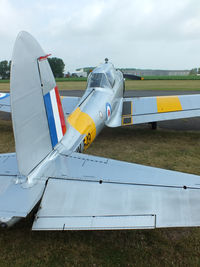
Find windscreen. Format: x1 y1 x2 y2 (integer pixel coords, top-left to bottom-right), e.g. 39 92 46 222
87 73 111 88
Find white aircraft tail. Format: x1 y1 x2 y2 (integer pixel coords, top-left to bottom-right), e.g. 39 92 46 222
10 31 66 176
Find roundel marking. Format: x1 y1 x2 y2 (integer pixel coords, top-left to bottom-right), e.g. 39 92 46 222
106 103 112 120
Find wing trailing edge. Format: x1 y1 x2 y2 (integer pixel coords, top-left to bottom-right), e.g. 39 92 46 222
33 152 200 230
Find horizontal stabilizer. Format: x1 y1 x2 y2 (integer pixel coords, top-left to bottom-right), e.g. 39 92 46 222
32 152 200 230
0 153 18 175
0 153 45 227
61 96 80 115
0 93 80 117
33 177 200 230
0 93 10 113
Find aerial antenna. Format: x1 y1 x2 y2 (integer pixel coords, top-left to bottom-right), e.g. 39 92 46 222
105 58 108 64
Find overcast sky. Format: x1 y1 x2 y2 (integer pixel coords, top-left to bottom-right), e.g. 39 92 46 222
1 0 200 71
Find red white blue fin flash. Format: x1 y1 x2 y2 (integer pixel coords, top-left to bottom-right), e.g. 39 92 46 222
43 86 66 147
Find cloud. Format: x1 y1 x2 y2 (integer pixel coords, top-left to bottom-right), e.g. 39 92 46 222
0 0 200 70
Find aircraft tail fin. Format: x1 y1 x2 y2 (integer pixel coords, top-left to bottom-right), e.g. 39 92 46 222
10 31 66 176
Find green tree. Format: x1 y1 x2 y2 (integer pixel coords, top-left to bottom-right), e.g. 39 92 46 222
48 57 65 78
0 60 11 79
189 68 198 75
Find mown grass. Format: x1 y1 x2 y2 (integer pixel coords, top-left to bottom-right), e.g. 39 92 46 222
88 126 200 175
0 120 200 266
0 81 87 92
2 75 199 84
1 79 200 92
0 80 9 83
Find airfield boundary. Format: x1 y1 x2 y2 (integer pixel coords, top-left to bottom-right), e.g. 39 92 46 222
1 75 200 85
1 80 200 92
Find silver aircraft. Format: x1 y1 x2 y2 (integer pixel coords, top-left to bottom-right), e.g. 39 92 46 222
1 31 200 230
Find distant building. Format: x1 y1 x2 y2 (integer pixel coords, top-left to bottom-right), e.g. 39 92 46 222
71 68 87 78
122 69 190 76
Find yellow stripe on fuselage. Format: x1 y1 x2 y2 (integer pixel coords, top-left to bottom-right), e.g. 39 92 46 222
67 107 96 150
157 96 182 113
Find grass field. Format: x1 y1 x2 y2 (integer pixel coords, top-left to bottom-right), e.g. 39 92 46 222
1 79 200 92
0 121 200 266
125 80 200 90
1 75 200 84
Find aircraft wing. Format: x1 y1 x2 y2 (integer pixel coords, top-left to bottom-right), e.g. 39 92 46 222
0 92 80 116
0 93 11 113
61 96 80 115
32 151 200 230
106 94 200 127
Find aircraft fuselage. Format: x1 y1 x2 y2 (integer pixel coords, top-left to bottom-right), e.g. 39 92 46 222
61 62 124 152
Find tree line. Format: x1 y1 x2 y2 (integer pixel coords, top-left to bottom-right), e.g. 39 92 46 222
189 68 200 75
0 57 65 79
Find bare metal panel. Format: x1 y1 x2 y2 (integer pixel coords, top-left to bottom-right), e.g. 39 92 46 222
33 152 200 230
33 215 155 230
33 179 156 230
33 178 200 230
0 105 11 113
44 152 200 189
61 96 80 115
0 176 45 218
0 153 18 175
10 31 52 176
0 153 45 221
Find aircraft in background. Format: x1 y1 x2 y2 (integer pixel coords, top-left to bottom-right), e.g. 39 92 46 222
122 72 144 80
1 31 200 230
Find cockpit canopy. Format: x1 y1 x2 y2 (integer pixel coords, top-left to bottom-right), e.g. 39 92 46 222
87 73 110 88
87 63 116 89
